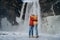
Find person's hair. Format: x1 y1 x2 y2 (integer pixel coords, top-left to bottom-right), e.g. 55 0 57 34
32 14 35 16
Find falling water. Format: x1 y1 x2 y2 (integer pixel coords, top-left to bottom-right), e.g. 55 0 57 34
22 0 37 2
0 0 42 33
20 3 25 20
22 0 42 34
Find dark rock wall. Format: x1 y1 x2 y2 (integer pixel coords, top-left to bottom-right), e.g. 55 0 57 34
0 0 23 27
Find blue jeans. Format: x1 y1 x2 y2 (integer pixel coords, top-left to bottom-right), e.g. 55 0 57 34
29 25 38 36
35 25 38 36
29 26 34 36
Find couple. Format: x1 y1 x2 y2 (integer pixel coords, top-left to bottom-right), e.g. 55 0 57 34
29 14 39 38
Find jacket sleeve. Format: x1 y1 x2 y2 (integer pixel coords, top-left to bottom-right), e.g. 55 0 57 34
33 17 38 21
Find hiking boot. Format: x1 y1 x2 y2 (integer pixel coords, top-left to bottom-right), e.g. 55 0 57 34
29 35 32 38
36 35 39 38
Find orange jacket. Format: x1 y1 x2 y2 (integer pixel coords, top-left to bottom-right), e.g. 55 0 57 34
29 16 38 26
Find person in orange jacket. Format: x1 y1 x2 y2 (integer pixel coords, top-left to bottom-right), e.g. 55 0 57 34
29 14 38 38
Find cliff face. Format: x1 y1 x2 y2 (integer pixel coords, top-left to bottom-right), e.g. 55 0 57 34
39 0 60 17
53 2 60 15
0 0 23 26
0 0 60 16
0 0 60 15
39 0 57 13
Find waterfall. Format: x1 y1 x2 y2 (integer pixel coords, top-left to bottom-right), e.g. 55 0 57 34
23 0 42 33
20 3 25 20
22 0 37 2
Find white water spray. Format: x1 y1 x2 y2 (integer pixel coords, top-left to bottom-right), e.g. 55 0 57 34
20 3 25 20
22 0 42 33
22 0 37 2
